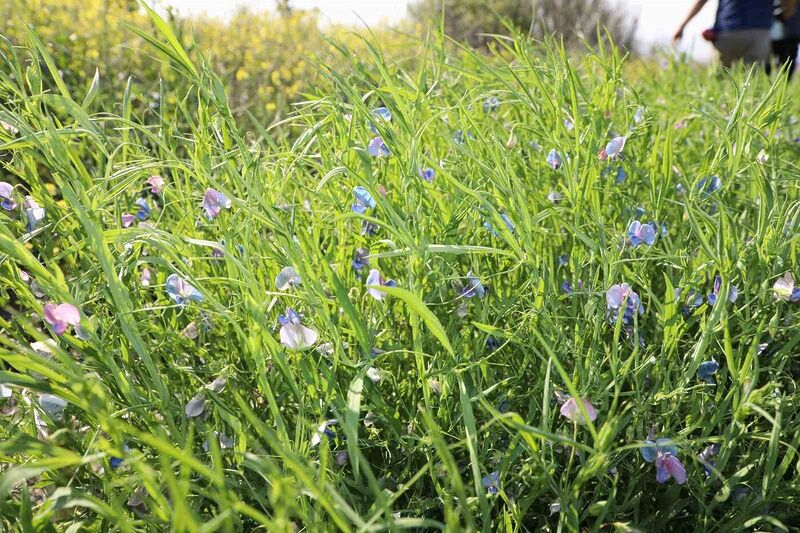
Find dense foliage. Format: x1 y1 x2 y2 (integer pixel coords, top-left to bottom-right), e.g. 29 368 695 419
2 6 800 532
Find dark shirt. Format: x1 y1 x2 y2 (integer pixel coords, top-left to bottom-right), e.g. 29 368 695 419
714 0 773 31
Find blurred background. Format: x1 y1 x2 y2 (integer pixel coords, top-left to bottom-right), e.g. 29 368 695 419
0 0 719 130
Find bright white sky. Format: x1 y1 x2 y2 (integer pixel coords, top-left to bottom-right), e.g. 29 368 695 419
160 0 718 61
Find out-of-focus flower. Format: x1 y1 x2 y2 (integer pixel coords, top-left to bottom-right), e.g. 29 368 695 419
481 471 500 494
311 419 337 447
202 188 231 220
278 307 318 350
185 394 205 418
546 149 562 170
418 167 435 183
460 271 486 299
141 268 152 287
773 272 800 302
121 213 135 228
559 397 598 424
698 176 722 196
135 198 151 221
367 137 390 157
146 175 164 194
42 303 81 336
697 359 719 382
633 107 645 124
353 248 370 272
275 266 301 290
0 182 17 210
352 186 376 214
23 196 45 231
365 269 397 301
483 96 500 113
165 274 203 306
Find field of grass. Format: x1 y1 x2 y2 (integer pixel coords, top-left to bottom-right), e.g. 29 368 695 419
2 7 800 531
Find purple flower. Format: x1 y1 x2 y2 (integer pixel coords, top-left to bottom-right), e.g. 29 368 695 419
598 136 626 161
707 275 738 305
418 167 435 183
698 443 721 476
562 281 573 294
367 137 390 157
628 220 657 247
560 397 598 423
135 198 151 221
121 213 136 228
278 307 318 350
202 188 231 220
461 271 485 298
483 96 500 113
698 176 722 196
165 274 203 306
146 175 164 194
361 220 378 236
366 269 397 301
546 149 562 170
43 303 81 336
606 283 643 324
353 248 370 272
481 471 500 494
0 182 17 210
352 186 376 214
773 272 800 302
23 196 45 231
640 437 686 485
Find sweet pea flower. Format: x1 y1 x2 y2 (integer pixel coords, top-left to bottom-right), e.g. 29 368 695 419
39 394 67 417
698 443 721 476
121 213 136 228
185 394 205 418
773 272 800 302
352 186 376 214
461 271 485 299
452 130 475 145
559 397 598 424
546 149 562 169
353 248 370 272
547 191 563 203
698 176 722 196
707 275 738 305
23 196 45 231
135 198 151 221
640 437 686 485
275 266 301 290
146 175 164 194
369 107 392 133
109 443 131 469
606 283 643 324
165 274 203 306
141 267 152 287
278 307 318 350
615 167 627 184
366 269 397 301
418 167 435 183
202 188 231 219
483 96 500 113
481 471 500 494
598 136 626 160
633 107 645 124
0 182 17 210
43 303 81 336
697 359 719 382
628 220 657 247
367 137 390 157
310 419 337 447
564 118 574 131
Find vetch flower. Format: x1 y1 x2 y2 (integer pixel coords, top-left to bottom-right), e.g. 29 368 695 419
483 96 500 113
697 359 719 382
598 136 626 161
461 271 485 299
698 443 721 476
23 196 45 231
707 275 738 305
141 268 152 287
365 269 397 301
773 272 800 302
501 213 515 233
481 471 500 494
418 166 435 183
353 248 370 272
146 175 164 194
615 167 627 184
134 198 151 221
39 394 67 417
367 137 390 157
640 437 686 485
606 283 643 324
202 188 231 220
564 118 574 131
278 307 318 350
165 274 203 306
628 220 657 247
546 149 562 170
311 419 337 447
366 366 384 383
698 176 722 196
122 213 136 228
452 130 474 145
109 443 130 469
369 107 392 133
352 186 376 214
547 191 563 203
0 182 17 210
185 394 205 418
275 266 301 290
42 303 81 336
633 107 645 124
559 397 598 424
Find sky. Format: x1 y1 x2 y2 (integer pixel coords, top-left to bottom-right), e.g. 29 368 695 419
161 0 718 61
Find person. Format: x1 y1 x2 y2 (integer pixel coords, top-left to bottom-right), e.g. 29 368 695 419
772 0 800 78
674 0 796 68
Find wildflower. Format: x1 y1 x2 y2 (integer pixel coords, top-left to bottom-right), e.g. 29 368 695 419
501 213 515 233
685 288 705 308
365 269 397 301
275 266 301 290
109 443 131 469
165 274 203 306
353 248 370 272
506 132 518 149
141 268 152 287
633 107 645 124
598 136 626 161
547 191 563 203
606 283 643 324
202 188 231 220
546 149 562 170
134 198 151 221
640 437 686 485
418 167 435 183
698 443 721 476
366 366 384 383
481 471 500 494
452 130 474 145
0 384 10 399
773 272 800 302
203 432 234 451
628 220 657 247
707 275 738 305
698 176 722 196
0 182 17 210
697 359 719 382
361 220 379 236
756 150 768 164
278 307 318 350
121 213 135 227
181 322 199 339
311 419 336 447
461 271 485 299
23 196 45 231
42 303 80 336
352 186 376 214
562 281 573 294
369 107 392 133
0 120 18 134
39 394 67 417
185 394 205 418
486 336 500 352
146 175 164 194
367 137 390 157
558 254 568 267
549 502 561 515
559 397 598 424
206 376 226 393
564 118 574 131
615 167 627 184
483 96 500 113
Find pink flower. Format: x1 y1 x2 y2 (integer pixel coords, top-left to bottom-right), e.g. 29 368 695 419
42 303 81 336
559 397 598 424
121 213 136 228
146 175 164 194
202 188 231 220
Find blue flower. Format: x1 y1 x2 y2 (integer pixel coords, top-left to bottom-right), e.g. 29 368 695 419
501 213 515 233
562 281 573 294
697 359 719 382
352 186 376 214
640 437 686 485
366 269 397 301
109 443 130 470
369 107 392 133
165 274 203 306
546 149 562 170
481 471 500 494
698 443 721 476
418 167 435 183
0 182 17 210
453 130 475 145
557 254 568 267
615 167 627 184
628 220 657 247
698 176 722 196
707 275 738 305
353 248 370 272
367 137 390 157
461 271 485 299
486 336 500 352
135 198 151 221
483 96 500 113
606 283 643 324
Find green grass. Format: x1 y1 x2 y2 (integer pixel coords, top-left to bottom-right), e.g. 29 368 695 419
1 9 800 531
